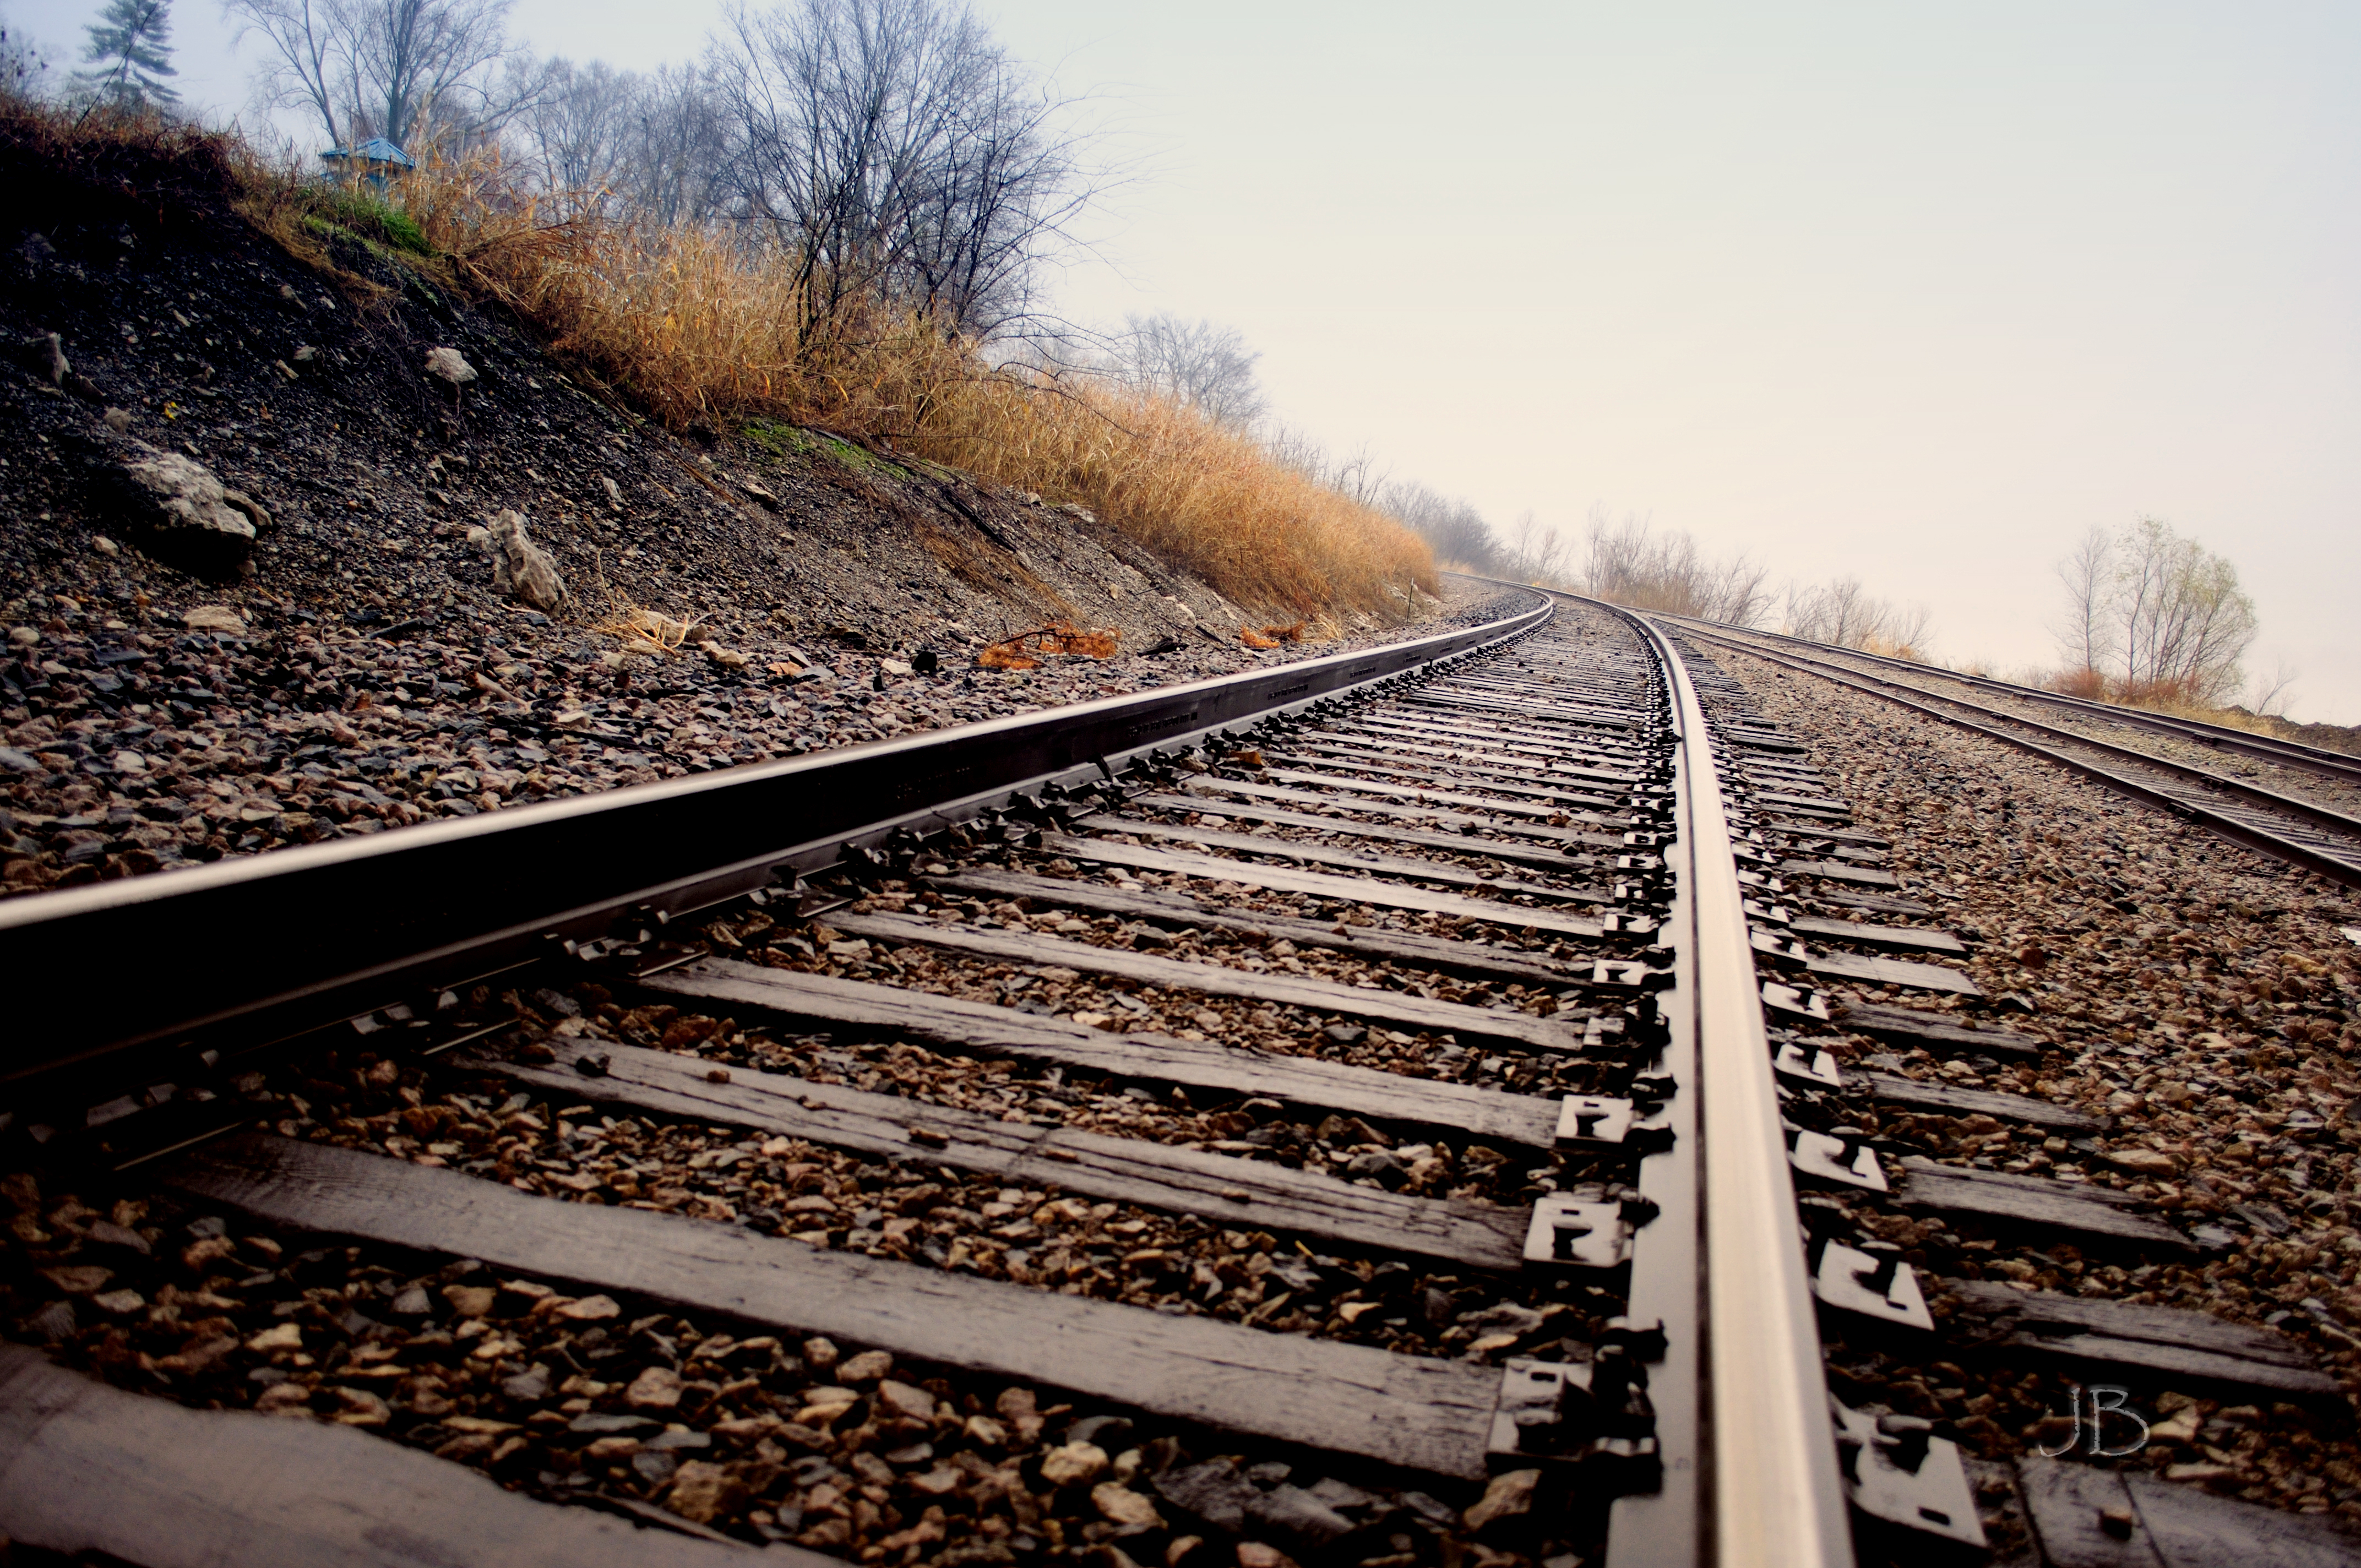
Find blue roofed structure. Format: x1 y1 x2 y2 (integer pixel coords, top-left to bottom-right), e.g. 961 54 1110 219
319 138 417 173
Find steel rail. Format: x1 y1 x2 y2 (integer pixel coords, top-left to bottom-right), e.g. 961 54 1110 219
1680 626 2361 890
1651 615 1852 1568
1444 578 1856 1568
1592 600 1854 1568
0 595 1551 1096
1662 614 2361 786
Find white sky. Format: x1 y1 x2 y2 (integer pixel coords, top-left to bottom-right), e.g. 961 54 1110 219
14 0 2358 722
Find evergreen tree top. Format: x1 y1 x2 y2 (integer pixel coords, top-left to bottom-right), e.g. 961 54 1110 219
72 0 179 108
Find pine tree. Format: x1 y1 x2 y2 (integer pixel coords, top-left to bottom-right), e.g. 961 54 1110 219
71 0 178 109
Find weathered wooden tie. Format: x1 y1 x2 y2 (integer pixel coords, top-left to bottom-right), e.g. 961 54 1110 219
0 1344 783 1565
164 1135 1502 1479
470 1038 1530 1272
1068 816 1611 908
1941 1281 2339 1402
1037 834 1624 943
638 961 1563 1147
926 869 1585 990
820 909 1593 1053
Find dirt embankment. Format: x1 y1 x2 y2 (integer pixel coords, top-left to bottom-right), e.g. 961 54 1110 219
0 128 1484 896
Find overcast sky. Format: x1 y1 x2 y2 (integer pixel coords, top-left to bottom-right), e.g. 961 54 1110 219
15 0 2357 721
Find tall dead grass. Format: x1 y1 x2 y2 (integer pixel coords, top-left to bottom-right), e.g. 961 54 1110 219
1856 631 1928 663
918 383 1433 615
2039 667 2288 734
388 152 1435 617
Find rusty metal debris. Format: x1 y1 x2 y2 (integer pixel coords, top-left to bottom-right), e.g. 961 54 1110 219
1241 622 1308 650
976 624 1122 671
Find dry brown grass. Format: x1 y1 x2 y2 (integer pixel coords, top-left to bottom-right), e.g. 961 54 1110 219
912 385 1435 618
1856 631 1927 662
592 601 705 656
389 151 1436 618
2048 666 2108 700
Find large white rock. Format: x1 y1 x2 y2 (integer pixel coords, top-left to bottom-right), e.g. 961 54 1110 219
107 440 268 578
425 346 477 386
181 605 248 636
487 509 568 614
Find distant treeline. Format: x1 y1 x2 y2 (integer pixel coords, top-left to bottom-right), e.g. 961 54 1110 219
1386 497 1933 656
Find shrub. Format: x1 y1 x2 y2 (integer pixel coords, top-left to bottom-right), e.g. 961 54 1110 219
305 186 434 255
2047 666 2107 700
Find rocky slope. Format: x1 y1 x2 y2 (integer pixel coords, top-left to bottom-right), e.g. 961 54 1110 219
0 129 1481 897
2227 710 2361 760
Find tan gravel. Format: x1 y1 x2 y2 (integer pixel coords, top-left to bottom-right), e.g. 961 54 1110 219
0 582 1527 901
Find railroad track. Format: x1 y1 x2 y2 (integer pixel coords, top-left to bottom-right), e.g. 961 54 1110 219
1 586 2355 1567
1658 618 2361 792
1666 621 2361 890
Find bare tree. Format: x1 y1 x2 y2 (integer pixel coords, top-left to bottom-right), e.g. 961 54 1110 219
1882 600 1933 653
1783 582 1824 640
2246 657 2299 718
705 0 1097 344
1503 511 1571 583
2112 516 2257 704
1580 510 1774 625
1711 556 1776 627
614 63 731 224
1259 422 1326 483
2 24 52 99
229 0 534 153
1109 313 1264 427
229 0 350 145
888 39 1094 337
2051 525 2117 675
1816 577 1881 646
363 0 534 146
1781 574 1928 652
514 55 638 195
1326 443 1387 508
1380 482 1497 569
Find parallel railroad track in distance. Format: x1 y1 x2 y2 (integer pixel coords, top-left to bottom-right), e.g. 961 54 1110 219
1669 622 2361 891
1662 617 2361 791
